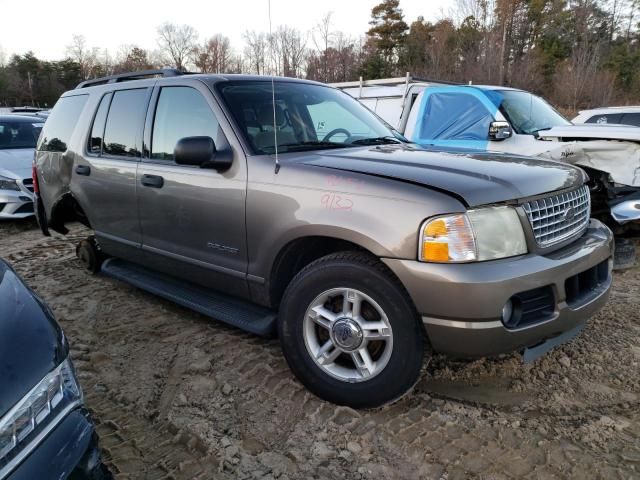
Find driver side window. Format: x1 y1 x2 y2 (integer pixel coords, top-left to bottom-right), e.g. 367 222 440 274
151 86 219 162
417 92 493 142
307 101 373 142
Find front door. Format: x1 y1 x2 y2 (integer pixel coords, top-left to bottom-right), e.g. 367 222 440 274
405 87 500 151
136 82 248 297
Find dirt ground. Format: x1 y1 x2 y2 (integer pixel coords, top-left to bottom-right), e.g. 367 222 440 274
1 218 639 480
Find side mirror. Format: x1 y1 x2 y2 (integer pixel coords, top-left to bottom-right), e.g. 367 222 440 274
489 121 512 141
174 136 232 170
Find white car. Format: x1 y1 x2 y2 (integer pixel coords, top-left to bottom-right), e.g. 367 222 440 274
572 106 640 127
0 115 44 219
332 77 640 229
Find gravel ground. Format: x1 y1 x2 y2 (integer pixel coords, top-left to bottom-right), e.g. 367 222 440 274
1 219 639 479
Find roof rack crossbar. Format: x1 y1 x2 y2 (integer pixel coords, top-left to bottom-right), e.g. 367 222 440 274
75 68 188 89
329 74 461 91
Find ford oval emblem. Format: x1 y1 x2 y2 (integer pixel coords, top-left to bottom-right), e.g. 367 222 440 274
563 207 576 222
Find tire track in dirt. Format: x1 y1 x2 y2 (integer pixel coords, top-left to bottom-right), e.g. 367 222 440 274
2 223 638 479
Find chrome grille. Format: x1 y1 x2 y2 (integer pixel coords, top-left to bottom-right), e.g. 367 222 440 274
522 186 590 247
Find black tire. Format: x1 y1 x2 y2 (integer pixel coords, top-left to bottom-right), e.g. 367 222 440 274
76 236 103 274
278 251 425 408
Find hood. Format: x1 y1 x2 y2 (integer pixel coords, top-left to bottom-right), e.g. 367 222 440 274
539 124 640 142
0 148 34 180
0 259 67 418
297 145 584 206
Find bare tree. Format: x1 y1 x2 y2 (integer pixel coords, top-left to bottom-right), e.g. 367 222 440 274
156 23 198 70
554 42 603 112
66 35 100 79
193 34 233 73
313 12 334 81
114 45 157 73
243 31 268 74
271 26 308 77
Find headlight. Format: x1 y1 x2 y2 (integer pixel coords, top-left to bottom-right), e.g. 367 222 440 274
0 358 82 462
0 176 20 191
420 206 527 262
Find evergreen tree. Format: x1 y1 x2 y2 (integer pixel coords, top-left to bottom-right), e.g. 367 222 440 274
366 0 408 75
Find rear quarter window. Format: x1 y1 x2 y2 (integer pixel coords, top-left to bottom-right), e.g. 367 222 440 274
37 95 88 152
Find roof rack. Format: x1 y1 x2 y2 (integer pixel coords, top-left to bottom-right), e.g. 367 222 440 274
75 68 189 89
330 73 461 89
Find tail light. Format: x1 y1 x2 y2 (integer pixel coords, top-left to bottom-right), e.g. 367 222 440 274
32 165 39 194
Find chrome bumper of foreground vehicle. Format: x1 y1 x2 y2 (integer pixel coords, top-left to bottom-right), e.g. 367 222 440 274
383 219 614 358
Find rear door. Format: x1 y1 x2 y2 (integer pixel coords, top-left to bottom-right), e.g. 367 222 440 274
74 87 151 258
136 80 248 297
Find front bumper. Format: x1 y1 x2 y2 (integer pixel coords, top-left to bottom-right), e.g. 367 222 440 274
384 219 614 358
0 190 34 219
5 408 106 480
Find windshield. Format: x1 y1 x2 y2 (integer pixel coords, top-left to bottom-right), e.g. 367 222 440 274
217 81 405 154
0 120 43 150
497 90 571 135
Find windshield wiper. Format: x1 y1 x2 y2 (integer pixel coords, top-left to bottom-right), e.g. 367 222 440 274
266 141 351 152
351 136 403 145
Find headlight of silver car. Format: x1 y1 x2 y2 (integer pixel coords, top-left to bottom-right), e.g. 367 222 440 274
0 176 20 191
0 357 82 463
419 206 527 263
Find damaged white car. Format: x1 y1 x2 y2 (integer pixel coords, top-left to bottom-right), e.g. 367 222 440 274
333 78 640 231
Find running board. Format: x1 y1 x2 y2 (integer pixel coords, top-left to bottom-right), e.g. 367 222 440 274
100 258 277 336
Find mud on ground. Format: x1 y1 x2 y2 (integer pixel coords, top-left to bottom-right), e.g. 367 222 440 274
1 219 639 479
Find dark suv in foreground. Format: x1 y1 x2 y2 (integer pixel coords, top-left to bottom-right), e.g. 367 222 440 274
0 259 108 479
34 70 613 408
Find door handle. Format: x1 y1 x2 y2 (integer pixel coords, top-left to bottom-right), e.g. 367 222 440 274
75 165 91 176
141 174 164 188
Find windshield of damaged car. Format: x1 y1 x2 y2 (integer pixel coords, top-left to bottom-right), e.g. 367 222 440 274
0 120 43 149
496 90 571 135
218 81 406 154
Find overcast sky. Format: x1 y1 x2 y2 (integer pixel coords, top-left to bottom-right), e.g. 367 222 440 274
0 0 454 61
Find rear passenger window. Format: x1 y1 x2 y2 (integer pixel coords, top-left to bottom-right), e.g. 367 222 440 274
37 95 88 152
88 93 112 154
103 89 148 157
151 87 219 161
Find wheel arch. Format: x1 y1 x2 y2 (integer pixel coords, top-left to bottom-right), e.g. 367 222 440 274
268 235 371 308
46 191 91 234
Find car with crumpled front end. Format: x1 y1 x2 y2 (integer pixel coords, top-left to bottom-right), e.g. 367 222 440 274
0 115 43 219
0 258 110 479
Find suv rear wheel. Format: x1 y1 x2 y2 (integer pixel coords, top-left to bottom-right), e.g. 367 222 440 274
278 252 425 408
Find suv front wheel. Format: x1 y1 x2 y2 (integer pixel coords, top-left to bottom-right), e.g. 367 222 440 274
278 252 425 408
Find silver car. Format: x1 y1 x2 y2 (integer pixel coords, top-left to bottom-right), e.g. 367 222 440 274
0 115 43 219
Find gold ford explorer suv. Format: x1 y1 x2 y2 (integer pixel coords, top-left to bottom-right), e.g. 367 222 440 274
33 70 614 408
